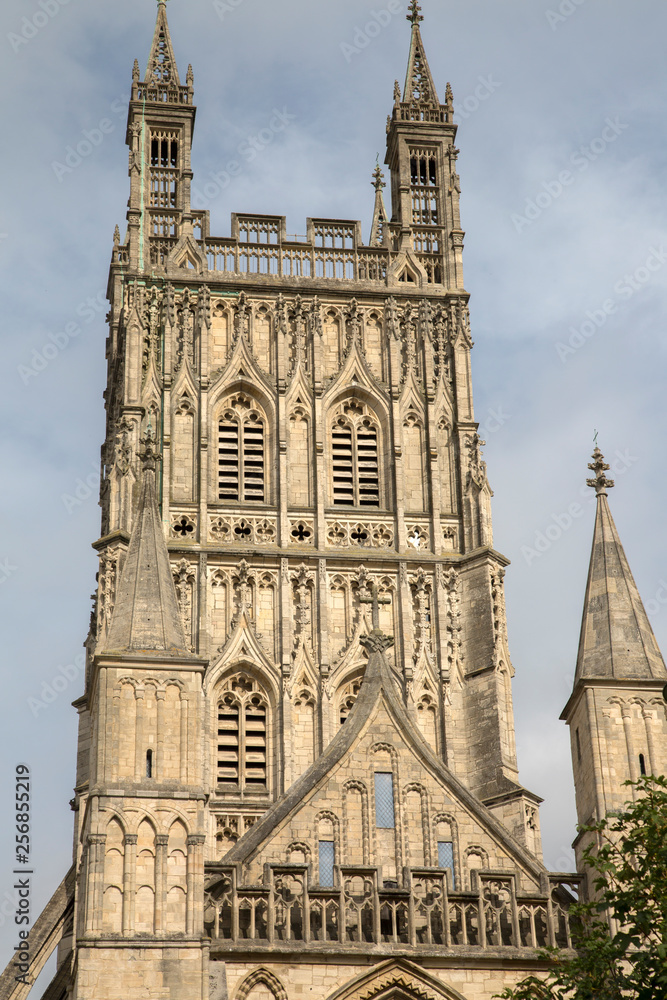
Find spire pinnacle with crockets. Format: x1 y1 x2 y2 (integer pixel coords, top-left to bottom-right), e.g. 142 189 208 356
586 446 615 496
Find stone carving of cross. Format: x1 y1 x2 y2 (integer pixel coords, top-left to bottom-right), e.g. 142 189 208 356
359 583 391 632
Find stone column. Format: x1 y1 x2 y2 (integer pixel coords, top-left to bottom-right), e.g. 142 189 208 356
123 834 138 935
154 834 169 934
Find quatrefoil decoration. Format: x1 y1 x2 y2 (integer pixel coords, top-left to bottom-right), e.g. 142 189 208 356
173 516 194 538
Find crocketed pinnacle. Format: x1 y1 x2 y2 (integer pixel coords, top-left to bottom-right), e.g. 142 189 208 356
403 2 439 105
369 164 389 246
145 0 180 87
574 448 666 683
103 432 188 655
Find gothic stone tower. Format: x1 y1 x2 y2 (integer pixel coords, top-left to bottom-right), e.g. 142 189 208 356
1 4 594 1000
562 449 667 873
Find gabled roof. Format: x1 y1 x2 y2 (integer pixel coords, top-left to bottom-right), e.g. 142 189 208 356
102 436 189 656
574 454 666 684
223 620 544 880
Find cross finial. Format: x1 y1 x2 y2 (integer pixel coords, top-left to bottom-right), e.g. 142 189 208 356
407 0 424 24
372 163 386 192
359 582 391 632
586 446 615 496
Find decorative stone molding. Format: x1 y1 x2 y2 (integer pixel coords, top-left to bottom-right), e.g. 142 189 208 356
325 517 394 549
209 513 278 545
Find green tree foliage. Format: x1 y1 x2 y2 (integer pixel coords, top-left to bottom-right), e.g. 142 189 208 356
497 775 667 1000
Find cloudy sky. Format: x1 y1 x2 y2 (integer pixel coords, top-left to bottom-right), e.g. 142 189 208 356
1 0 667 978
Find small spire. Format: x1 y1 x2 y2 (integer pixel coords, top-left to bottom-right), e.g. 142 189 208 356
407 0 424 24
113 224 120 246
586 446 615 497
445 82 454 115
402 1 439 105
369 163 389 246
144 0 180 88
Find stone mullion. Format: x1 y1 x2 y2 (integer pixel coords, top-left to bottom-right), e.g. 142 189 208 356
154 834 168 934
134 688 145 781
123 834 138 935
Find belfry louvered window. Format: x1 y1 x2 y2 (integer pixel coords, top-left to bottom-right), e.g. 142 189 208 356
149 132 178 209
217 676 268 792
410 150 439 226
332 415 380 507
218 409 265 502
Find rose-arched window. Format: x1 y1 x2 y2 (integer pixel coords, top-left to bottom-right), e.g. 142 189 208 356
216 673 269 792
218 395 265 503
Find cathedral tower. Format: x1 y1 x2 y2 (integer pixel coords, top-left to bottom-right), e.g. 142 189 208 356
0 5 592 1000
562 449 667 872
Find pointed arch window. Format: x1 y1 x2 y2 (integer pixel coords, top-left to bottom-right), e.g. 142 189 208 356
409 148 439 226
149 131 178 209
331 400 381 508
218 395 266 503
217 673 269 793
